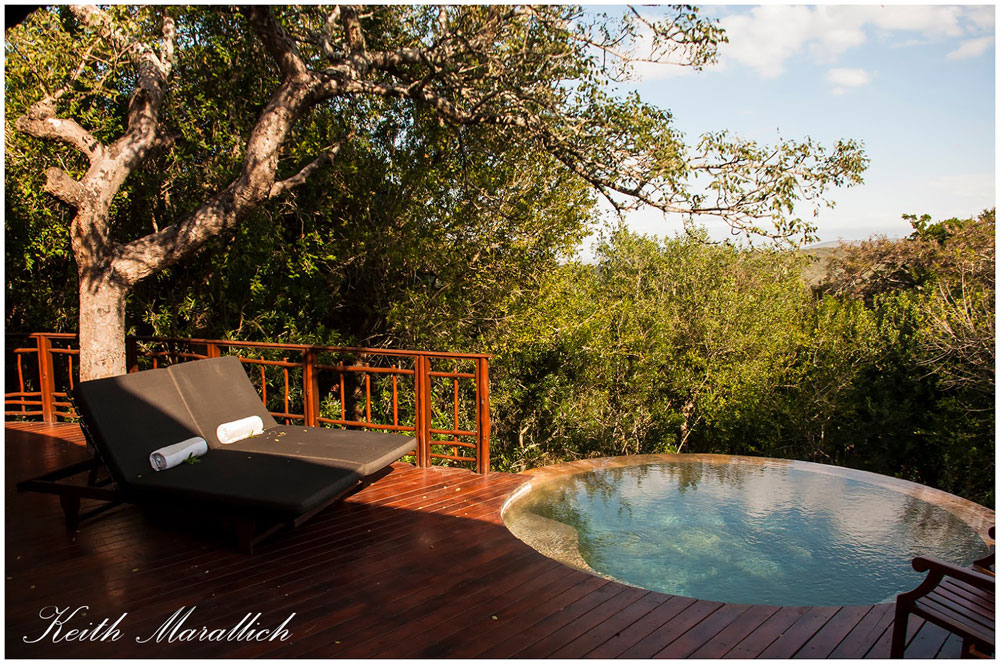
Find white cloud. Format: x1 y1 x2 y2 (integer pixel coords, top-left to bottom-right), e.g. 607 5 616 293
962 6 996 32
717 6 817 78
867 6 965 38
826 67 871 95
714 5 992 79
947 36 995 61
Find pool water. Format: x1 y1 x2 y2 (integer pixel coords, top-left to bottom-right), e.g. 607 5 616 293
503 458 990 606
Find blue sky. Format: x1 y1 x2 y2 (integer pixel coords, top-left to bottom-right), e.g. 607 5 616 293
598 4 996 245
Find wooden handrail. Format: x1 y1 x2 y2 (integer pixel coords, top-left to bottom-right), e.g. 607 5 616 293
5 332 491 473
130 335 492 359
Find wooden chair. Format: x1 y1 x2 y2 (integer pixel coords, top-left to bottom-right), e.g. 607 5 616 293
891 526 995 658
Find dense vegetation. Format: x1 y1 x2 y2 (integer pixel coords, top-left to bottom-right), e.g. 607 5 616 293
7 182 994 505
4 5 864 380
485 212 994 507
5 7 992 506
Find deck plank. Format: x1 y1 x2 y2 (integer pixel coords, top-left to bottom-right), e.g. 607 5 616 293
866 612 926 658
937 632 964 658
415 564 583 658
584 594 699 658
687 603 781 658
515 586 654 658
655 603 756 658
828 603 895 659
479 581 631 657
723 605 812 658
4 422 963 659
546 590 668 658
906 620 956 659
617 599 724 658
437 572 609 658
757 605 842 657
793 604 875 659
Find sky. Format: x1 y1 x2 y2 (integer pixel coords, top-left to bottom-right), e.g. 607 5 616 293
593 4 996 246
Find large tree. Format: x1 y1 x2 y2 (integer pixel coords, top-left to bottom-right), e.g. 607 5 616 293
7 5 866 379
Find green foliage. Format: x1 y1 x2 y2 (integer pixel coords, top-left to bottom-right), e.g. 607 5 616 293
484 215 993 507
6 6 596 345
5 5 867 343
129 109 594 346
485 230 812 467
5 7 987 506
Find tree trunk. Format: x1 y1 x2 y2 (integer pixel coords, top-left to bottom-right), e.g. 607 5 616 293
77 272 128 381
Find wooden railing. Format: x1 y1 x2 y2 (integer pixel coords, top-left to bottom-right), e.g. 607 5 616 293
5 332 490 473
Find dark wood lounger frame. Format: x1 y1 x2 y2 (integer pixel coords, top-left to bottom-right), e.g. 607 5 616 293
16 456 122 528
16 454 390 554
891 526 995 658
15 395 390 554
215 465 391 554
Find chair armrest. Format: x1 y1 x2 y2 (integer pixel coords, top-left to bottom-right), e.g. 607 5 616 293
897 555 995 606
912 556 995 593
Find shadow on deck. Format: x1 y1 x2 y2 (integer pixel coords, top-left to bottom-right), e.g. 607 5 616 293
4 423 962 658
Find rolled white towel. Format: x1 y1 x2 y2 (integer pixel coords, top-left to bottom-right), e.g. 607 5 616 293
149 437 208 472
216 415 264 444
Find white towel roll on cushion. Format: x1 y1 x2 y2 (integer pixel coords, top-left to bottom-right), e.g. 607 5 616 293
216 415 265 444
149 437 208 472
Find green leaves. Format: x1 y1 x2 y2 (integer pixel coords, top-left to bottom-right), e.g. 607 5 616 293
487 229 812 466
484 222 992 507
687 132 868 244
11 6 983 503
6 4 869 342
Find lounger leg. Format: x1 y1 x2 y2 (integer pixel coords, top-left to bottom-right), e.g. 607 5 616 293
890 603 909 658
233 518 257 555
60 493 81 530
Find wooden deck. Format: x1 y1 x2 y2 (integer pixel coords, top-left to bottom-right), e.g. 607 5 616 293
5 422 965 658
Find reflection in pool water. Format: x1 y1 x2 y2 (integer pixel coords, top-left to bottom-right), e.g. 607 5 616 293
503 460 989 606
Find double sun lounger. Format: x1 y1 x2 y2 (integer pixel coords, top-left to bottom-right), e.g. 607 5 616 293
19 356 415 553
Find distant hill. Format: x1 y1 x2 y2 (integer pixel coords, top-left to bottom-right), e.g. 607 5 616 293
798 237 904 287
799 241 851 287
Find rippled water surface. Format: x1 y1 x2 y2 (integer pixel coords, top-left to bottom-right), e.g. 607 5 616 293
504 460 989 606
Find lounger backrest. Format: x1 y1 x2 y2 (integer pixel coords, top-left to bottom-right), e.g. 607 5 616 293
167 355 278 448
73 368 201 484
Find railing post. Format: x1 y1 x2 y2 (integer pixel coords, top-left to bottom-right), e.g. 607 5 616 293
476 357 491 474
303 349 320 427
205 342 221 359
36 335 56 423
414 355 431 468
125 336 139 374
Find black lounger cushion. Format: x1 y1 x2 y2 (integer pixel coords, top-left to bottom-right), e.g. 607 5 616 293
166 355 278 447
169 356 415 475
129 450 361 517
73 367 201 484
72 361 365 526
226 425 416 476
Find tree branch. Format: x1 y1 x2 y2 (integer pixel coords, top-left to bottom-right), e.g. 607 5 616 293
269 142 346 199
112 72 320 285
243 6 308 78
14 100 106 161
43 167 85 207
339 6 367 55
110 13 176 162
